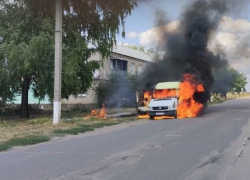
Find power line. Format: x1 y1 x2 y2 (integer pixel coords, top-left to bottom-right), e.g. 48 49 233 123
144 0 165 18
144 0 165 19
146 0 162 11
135 8 155 23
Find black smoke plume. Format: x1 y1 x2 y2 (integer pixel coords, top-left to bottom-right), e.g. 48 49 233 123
140 0 228 105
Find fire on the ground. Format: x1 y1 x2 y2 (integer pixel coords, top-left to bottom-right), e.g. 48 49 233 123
84 104 107 119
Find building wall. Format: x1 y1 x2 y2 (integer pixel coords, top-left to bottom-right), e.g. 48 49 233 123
62 87 96 105
62 80 100 105
99 52 151 79
63 52 152 105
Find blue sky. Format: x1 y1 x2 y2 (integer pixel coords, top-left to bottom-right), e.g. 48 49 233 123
117 0 187 45
117 0 250 91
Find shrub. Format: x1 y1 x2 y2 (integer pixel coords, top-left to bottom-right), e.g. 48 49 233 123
94 72 141 108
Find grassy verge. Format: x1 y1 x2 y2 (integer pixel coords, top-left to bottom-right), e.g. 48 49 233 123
53 122 119 135
0 112 137 152
226 92 250 99
0 135 50 152
208 99 227 105
209 93 250 105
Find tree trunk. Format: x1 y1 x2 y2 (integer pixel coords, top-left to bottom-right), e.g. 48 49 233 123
20 77 30 118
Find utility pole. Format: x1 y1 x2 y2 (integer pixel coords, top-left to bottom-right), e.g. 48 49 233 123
53 0 62 125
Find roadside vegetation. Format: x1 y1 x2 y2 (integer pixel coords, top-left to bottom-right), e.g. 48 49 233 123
0 105 137 152
208 67 248 105
94 71 141 108
209 92 250 105
212 67 247 98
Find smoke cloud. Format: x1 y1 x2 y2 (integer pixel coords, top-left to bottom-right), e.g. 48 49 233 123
140 0 230 105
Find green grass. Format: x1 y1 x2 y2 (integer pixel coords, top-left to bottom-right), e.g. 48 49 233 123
0 117 138 152
208 99 227 105
0 135 50 151
0 121 17 128
0 106 138 152
91 122 119 128
53 122 119 135
53 125 95 135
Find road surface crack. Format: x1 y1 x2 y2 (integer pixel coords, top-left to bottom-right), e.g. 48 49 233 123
82 166 109 176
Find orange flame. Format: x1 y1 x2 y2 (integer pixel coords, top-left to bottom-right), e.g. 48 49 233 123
154 116 175 120
177 74 204 118
197 84 204 92
138 115 175 120
143 91 152 106
84 104 107 119
138 114 150 119
153 89 177 99
138 91 152 119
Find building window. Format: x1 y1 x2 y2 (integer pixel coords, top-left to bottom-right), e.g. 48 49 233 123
111 58 128 72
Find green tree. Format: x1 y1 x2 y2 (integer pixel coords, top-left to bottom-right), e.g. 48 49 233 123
0 3 55 117
138 45 145 52
121 44 146 52
147 48 155 55
126 44 139 51
0 0 136 118
212 67 237 98
233 72 247 93
0 61 16 113
212 67 247 97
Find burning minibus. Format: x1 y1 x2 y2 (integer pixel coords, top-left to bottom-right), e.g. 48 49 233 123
137 74 205 119
137 81 180 119
148 82 179 119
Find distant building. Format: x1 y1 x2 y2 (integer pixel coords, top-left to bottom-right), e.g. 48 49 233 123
63 45 154 105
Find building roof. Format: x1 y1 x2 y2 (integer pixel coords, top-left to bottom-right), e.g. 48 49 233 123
112 45 153 63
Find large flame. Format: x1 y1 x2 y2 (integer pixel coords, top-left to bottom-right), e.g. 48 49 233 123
138 89 178 119
84 104 107 119
137 91 152 119
153 89 177 99
177 74 204 118
143 91 152 106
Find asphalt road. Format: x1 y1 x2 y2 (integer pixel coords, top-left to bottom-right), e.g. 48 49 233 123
1 98 250 180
